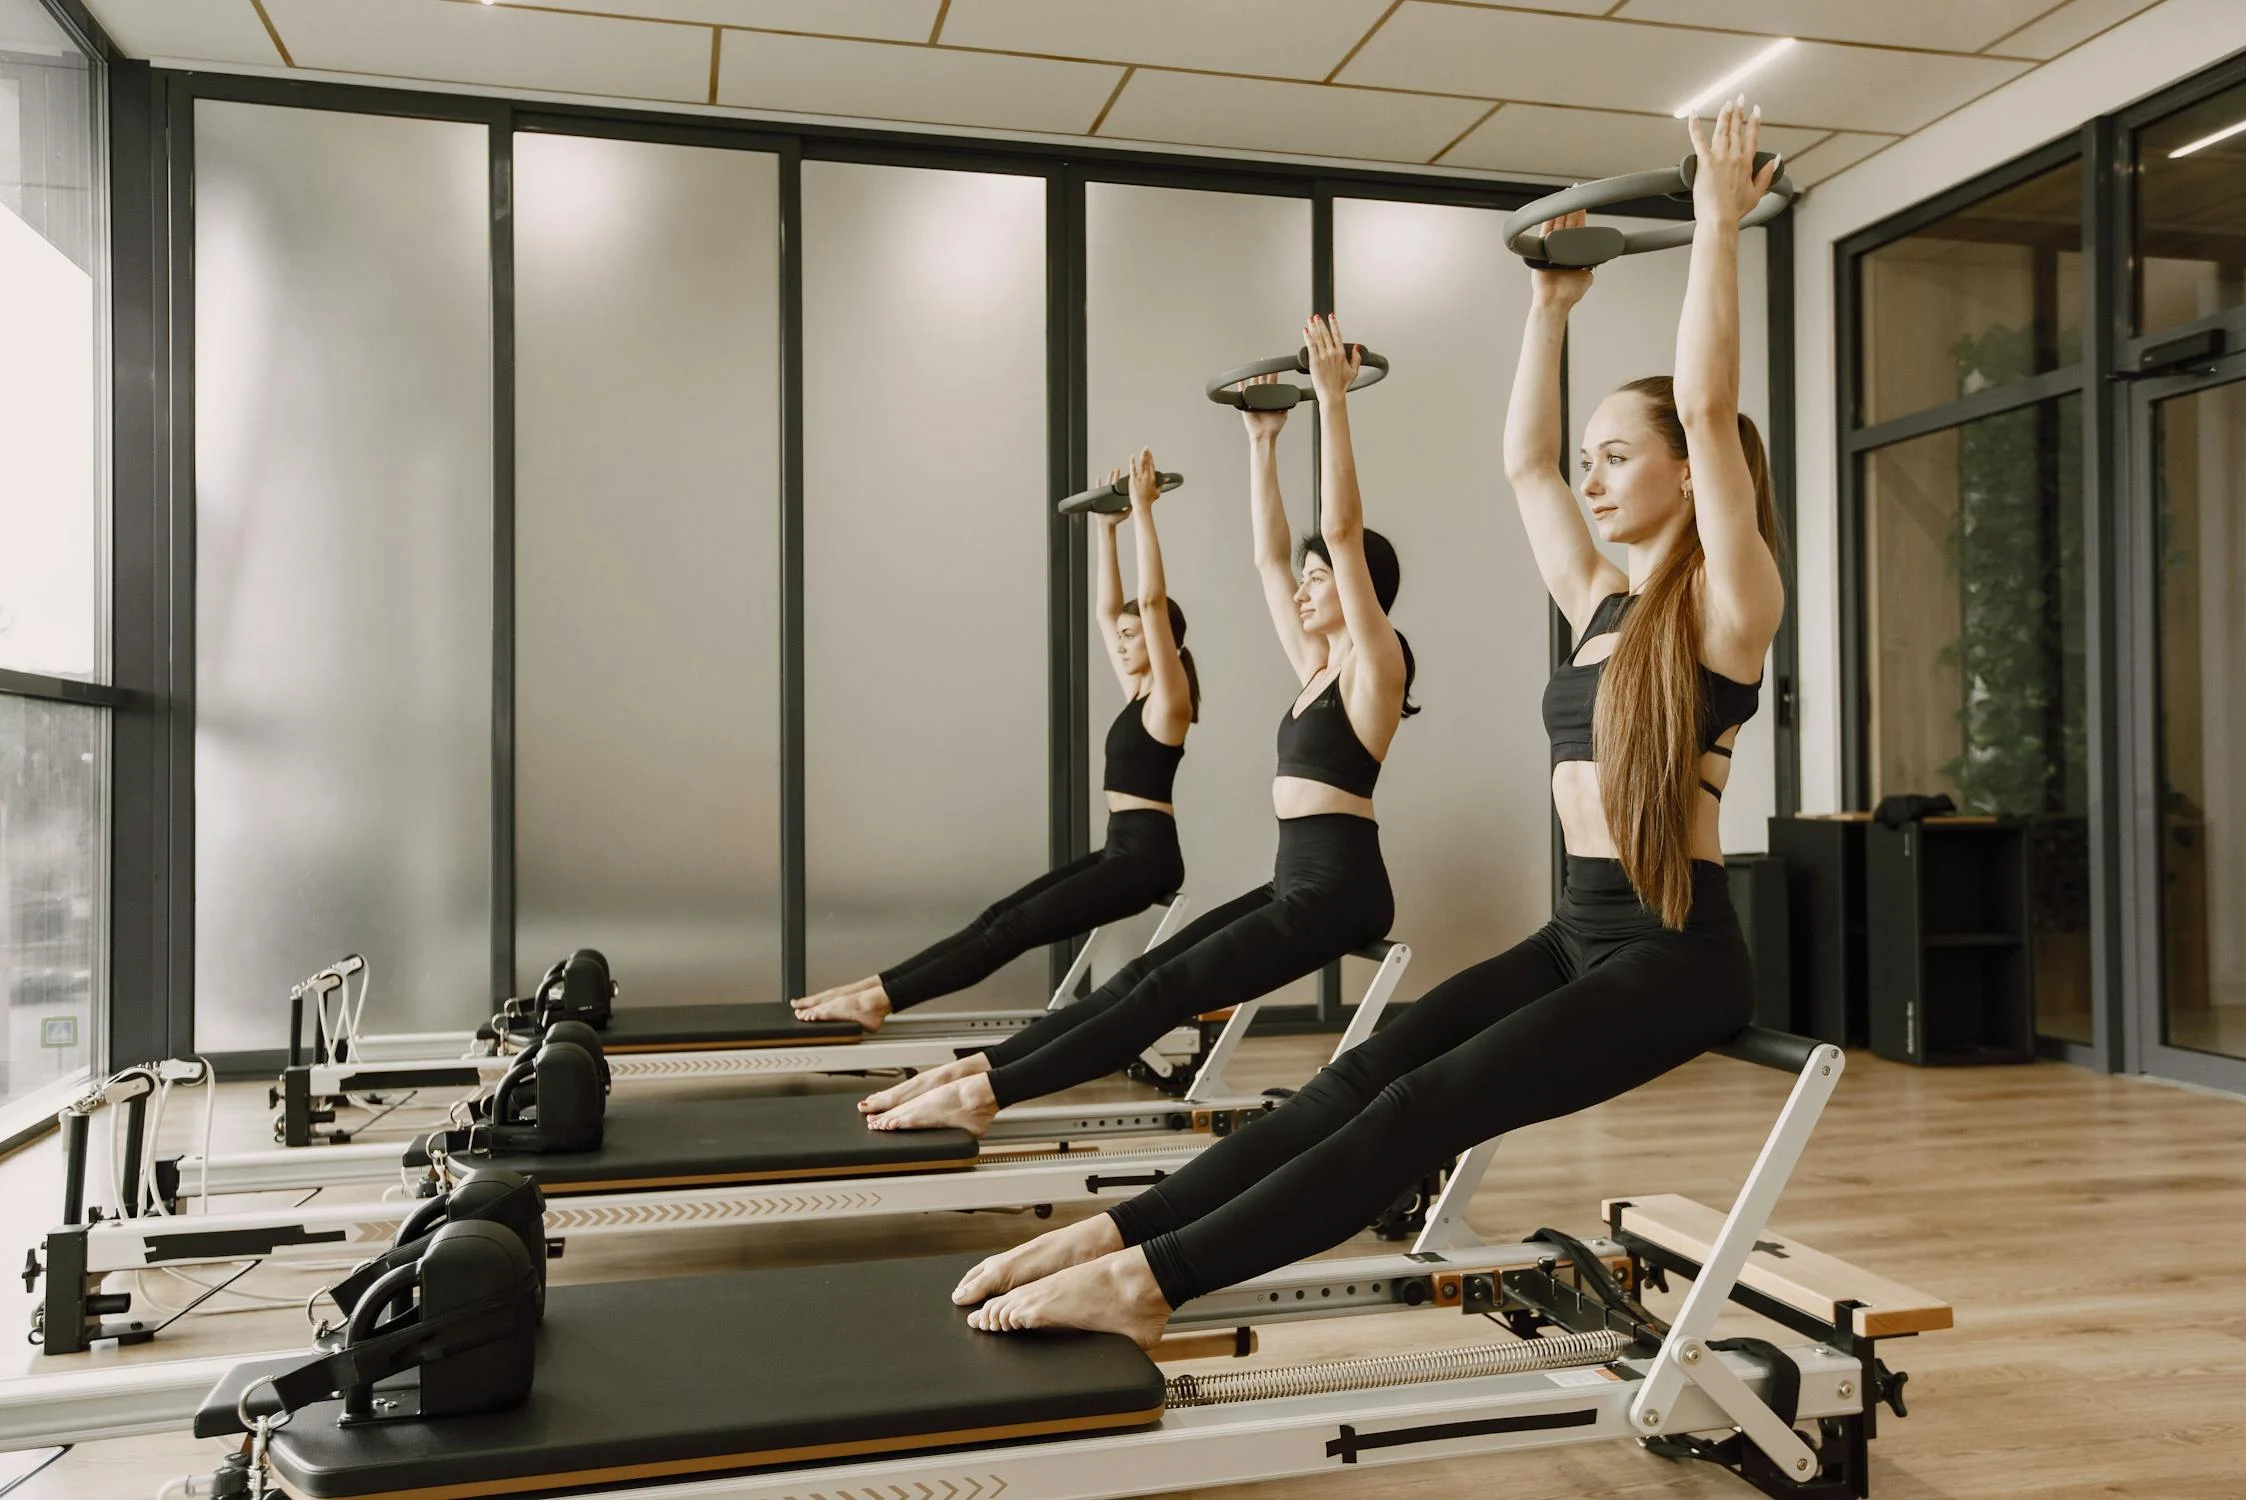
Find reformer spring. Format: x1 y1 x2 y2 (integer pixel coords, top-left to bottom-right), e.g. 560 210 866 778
1163 1328 1629 1408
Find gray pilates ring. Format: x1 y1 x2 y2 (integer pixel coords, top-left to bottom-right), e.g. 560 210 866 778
1504 152 1797 271
1059 470 1184 516
1205 347 1391 411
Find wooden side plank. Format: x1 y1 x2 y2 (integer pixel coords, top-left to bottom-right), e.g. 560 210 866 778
1604 1193 1953 1338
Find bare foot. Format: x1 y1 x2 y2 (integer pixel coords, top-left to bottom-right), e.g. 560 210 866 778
954 1214 1124 1305
792 982 894 1031
858 1053 989 1114
866 1073 999 1136
966 1247 1171 1348
792 976 877 1012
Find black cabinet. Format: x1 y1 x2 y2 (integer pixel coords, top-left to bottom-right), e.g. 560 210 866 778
1724 854 1794 1032
1865 819 2036 1066
1767 815 1870 1047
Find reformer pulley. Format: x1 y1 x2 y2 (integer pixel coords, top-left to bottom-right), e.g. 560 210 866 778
1205 345 1390 412
1058 470 1184 517
1502 151 1797 270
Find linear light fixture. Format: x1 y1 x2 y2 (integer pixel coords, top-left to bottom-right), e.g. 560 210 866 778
2169 116 2246 158
1671 37 1796 119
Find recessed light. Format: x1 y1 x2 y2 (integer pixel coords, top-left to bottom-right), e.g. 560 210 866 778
2169 116 2246 158
1671 38 1795 120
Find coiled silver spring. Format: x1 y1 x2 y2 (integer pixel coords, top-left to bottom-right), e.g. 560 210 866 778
1164 1329 1629 1408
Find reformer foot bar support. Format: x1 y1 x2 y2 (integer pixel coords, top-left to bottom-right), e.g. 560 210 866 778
26 944 1411 1356
276 902 1202 1146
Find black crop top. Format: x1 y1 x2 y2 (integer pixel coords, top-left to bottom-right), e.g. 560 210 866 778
1275 675 1383 800
1540 592 1762 798
1104 697 1185 803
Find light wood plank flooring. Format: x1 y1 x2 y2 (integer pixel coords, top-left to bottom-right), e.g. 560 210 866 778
2 1038 2241 1498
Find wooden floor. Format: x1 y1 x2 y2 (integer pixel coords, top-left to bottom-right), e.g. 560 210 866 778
4 1036 2244 1499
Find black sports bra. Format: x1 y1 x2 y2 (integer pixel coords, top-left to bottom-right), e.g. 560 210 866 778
1275 674 1383 800
1104 696 1184 803
1540 592 1761 798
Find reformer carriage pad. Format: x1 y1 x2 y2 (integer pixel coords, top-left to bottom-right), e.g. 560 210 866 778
198 1254 1166 1499
406 1092 977 1193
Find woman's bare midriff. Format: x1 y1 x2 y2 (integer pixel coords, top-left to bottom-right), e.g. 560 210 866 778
1550 749 1730 866
1272 776 1376 822
1105 791 1176 816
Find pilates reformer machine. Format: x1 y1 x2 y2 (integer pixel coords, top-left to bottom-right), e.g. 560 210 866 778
270 906 1206 1148
1 1027 1948 1500
23 943 1414 1358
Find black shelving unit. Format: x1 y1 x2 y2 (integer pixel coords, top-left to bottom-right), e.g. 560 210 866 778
1725 853 1795 1032
1767 815 1871 1046
1866 818 2036 1066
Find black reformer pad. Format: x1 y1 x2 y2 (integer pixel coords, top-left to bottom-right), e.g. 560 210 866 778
406 1093 978 1192
520 1001 861 1052
199 1254 1167 1499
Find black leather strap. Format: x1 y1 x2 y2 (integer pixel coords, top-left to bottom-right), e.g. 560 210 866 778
266 1285 531 1417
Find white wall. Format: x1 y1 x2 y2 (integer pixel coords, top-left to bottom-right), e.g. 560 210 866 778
1790 0 2246 810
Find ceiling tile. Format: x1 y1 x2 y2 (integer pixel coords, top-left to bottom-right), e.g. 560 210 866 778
1986 0 2164 59
938 0 1398 82
1747 40 2031 132
81 0 285 64
521 0 940 42
1440 102 1827 180
718 31 1120 134
1780 129 1892 185
263 0 712 100
1614 0 2058 53
1341 4 1766 111
1096 69 1491 162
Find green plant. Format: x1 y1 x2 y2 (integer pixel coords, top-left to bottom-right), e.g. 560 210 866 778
1935 326 2086 817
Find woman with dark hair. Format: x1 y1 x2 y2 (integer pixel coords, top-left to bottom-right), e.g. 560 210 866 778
793 448 1195 1031
950 102 1783 1347
859 312 1413 1135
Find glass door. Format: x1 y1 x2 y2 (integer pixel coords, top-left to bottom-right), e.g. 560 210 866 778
2129 355 2246 1091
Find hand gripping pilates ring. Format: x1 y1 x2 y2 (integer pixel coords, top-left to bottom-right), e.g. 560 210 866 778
1058 470 1185 517
1205 346 1391 412
1503 151 1798 271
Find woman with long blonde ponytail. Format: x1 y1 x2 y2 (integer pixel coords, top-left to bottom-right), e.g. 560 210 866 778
938 105 1784 1354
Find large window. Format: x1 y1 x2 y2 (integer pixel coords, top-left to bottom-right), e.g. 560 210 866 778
2135 74 2246 336
1846 147 2093 1055
0 0 105 1122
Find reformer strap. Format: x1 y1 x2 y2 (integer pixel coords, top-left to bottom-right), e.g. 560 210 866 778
267 1285 531 1418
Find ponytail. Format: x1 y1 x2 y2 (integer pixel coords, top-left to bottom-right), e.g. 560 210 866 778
1123 597 1200 721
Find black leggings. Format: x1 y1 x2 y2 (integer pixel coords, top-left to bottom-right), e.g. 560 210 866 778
879 811 1184 1012
1109 857 1754 1307
982 815 1393 1108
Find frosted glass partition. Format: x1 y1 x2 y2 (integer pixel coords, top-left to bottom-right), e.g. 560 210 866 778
1084 183 1314 1004
1568 223 1776 852
1333 197 1543 1001
514 134 781 1004
0 28 99 680
194 102 492 1051
802 162 1049 1008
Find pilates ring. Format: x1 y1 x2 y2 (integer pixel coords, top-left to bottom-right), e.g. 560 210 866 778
1058 470 1184 517
1205 347 1391 411
1503 152 1797 271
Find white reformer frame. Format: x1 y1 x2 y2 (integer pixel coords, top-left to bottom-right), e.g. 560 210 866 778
278 901 1204 1133
5 1032 1924 1500
27 944 1413 1356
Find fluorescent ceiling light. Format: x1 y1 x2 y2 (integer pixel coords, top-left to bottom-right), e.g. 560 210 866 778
1671 38 1796 120
2169 116 2246 158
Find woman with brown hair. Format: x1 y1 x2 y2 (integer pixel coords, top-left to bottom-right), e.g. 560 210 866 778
947 99 1785 1347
